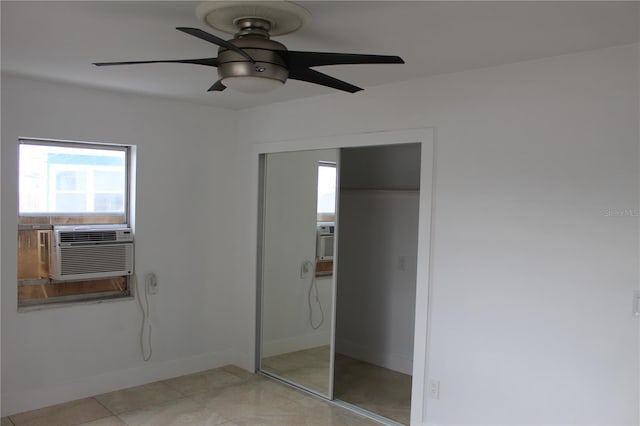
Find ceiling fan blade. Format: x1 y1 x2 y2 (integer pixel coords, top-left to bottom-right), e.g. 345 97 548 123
176 27 254 64
93 58 219 67
208 80 226 92
288 67 362 93
282 51 404 68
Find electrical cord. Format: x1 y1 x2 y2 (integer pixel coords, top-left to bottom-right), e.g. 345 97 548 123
135 273 153 361
305 260 325 330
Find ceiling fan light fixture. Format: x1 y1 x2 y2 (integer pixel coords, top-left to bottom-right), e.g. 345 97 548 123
216 46 288 94
93 1 405 95
221 76 284 93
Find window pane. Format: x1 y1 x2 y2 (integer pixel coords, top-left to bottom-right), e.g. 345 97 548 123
56 171 87 191
94 194 124 212
94 170 124 192
55 194 87 212
317 164 337 215
20 143 126 214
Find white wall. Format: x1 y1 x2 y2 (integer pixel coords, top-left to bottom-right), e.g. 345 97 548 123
340 144 421 191
1 75 238 415
336 190 419 375
2 43 638 425
261 149 335 357
234 44 640 425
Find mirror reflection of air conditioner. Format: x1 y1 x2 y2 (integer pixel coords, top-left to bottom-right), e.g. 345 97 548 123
50 225 134 281
316 225 334 260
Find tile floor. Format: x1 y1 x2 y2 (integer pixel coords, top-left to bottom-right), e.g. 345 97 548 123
262 346 331 395
1 365 380 426
334 355 411 425
262 346 411 425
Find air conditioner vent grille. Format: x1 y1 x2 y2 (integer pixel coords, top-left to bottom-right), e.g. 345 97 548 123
59 244 133 277
59 231 118 243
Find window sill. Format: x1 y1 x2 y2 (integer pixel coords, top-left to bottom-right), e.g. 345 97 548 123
18 276 129 305
18 293 133 313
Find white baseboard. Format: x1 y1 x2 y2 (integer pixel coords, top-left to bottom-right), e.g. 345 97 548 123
335 338 413 375
262 332 331 358
1 348 234 416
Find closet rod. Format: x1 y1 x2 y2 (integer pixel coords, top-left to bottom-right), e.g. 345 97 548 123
340 188 419 193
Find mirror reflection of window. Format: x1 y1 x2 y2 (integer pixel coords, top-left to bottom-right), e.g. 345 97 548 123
316 162 336 277
317 162 336 222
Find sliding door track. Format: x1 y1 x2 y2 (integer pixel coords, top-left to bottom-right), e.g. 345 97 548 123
258 371 404 426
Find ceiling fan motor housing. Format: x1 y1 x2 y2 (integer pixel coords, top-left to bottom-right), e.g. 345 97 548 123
217 18 289 85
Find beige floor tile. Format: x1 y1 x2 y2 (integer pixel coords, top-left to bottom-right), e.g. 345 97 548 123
245 376 321 403
263 349 410 424
215 399 324 426
9 398 111 426
95 381 183 414
282 367 330 394
306 412 380 426
287 397 379 426
262 350 329 373
262 346 331 396
75 416 126 426
221 365 257 380
189 380 299 421
118 397 228 426
283 392 331 410
1 418 14 426
227 403 376 426
6 362 397 426
163 368 245 395
334 354 411 425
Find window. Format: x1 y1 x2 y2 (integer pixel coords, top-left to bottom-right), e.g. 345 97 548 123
18 139 134 307
315 162 336 276
317 162 336 222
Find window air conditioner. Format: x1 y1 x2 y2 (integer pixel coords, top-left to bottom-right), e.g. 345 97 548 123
316 225 334 261
50 225 134 281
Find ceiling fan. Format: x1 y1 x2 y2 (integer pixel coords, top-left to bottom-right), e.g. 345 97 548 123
93 1 404 94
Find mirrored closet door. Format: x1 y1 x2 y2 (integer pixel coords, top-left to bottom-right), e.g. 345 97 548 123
258 143 421 425
258 149 338 398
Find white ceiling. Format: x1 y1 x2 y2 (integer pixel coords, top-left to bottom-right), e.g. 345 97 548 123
2 1 638 110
